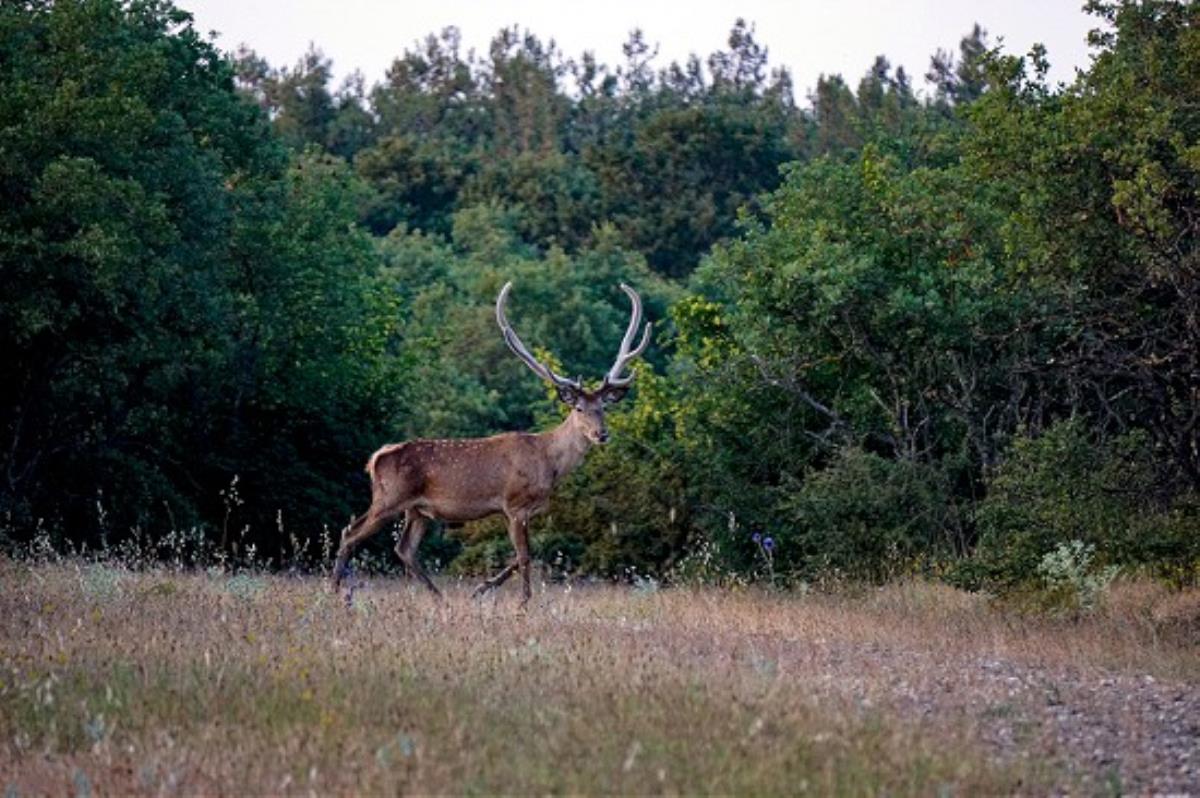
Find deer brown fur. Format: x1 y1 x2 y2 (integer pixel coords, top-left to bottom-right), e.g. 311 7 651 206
331 282 650 604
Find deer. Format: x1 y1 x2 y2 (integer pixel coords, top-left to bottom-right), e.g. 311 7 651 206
330 281 651 605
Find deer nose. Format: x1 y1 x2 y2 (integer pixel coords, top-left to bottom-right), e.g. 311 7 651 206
596 430 610 444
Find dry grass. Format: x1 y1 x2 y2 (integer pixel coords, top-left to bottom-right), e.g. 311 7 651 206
2 559 1197 794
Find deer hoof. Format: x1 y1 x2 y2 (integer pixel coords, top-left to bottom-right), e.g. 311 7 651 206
329 565 347 592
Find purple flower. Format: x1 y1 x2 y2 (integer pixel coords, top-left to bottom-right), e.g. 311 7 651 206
751 531 762 544
762 536 775 552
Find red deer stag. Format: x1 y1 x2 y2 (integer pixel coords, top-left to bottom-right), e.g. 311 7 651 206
331 282 651 604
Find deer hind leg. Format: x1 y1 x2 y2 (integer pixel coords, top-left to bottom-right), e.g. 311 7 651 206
331 501 402 591
393 516 412 572
470 558 520 598
397 511 442 598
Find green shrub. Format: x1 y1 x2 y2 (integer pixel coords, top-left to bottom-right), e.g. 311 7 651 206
776 447 961 583
1033 540 1119 614
970 420 1200 589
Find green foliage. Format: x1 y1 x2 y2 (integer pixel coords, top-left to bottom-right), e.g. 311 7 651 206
665 2 1199 589
926 24 991 109
338 20 806 275
218 149 399 540
1 0 280 536
669 130 1038 582
1035 540 1119 614
232 44 376 160
462 152 601 252
964 0 1200 486
590 98 795 277
778 448 960 583
355 134 472 237
4 0 1198 591
537 370 691 578
0 0 398 555
969 421 1200 589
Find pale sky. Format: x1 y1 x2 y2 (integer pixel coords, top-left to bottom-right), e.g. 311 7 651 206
186 0 1099 98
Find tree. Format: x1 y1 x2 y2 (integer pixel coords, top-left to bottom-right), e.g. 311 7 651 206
0 0 397 558
927 24 990 108
965 0 1200 489
672 127 1048 578
265 45 337 151
807 74 862 156
0 0 282 538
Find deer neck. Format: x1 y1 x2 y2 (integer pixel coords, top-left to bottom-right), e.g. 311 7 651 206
543 414 592 484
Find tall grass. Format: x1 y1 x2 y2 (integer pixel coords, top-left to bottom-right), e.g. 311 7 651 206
2 557 1196 794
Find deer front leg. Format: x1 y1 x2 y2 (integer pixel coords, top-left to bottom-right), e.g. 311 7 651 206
473 513 533 604
511 513 533 608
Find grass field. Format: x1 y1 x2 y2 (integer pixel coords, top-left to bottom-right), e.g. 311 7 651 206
2 558 1197 794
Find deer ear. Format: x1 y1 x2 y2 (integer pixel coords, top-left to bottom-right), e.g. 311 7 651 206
556 384 583 406
601 385 629 405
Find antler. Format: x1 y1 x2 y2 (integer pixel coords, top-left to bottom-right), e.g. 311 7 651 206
496 282 582 391
603 283 652 388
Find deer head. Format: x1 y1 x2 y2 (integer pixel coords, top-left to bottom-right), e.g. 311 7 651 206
496 281 652 445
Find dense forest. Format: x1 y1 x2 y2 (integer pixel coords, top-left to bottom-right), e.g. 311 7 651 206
2 0 1197 591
